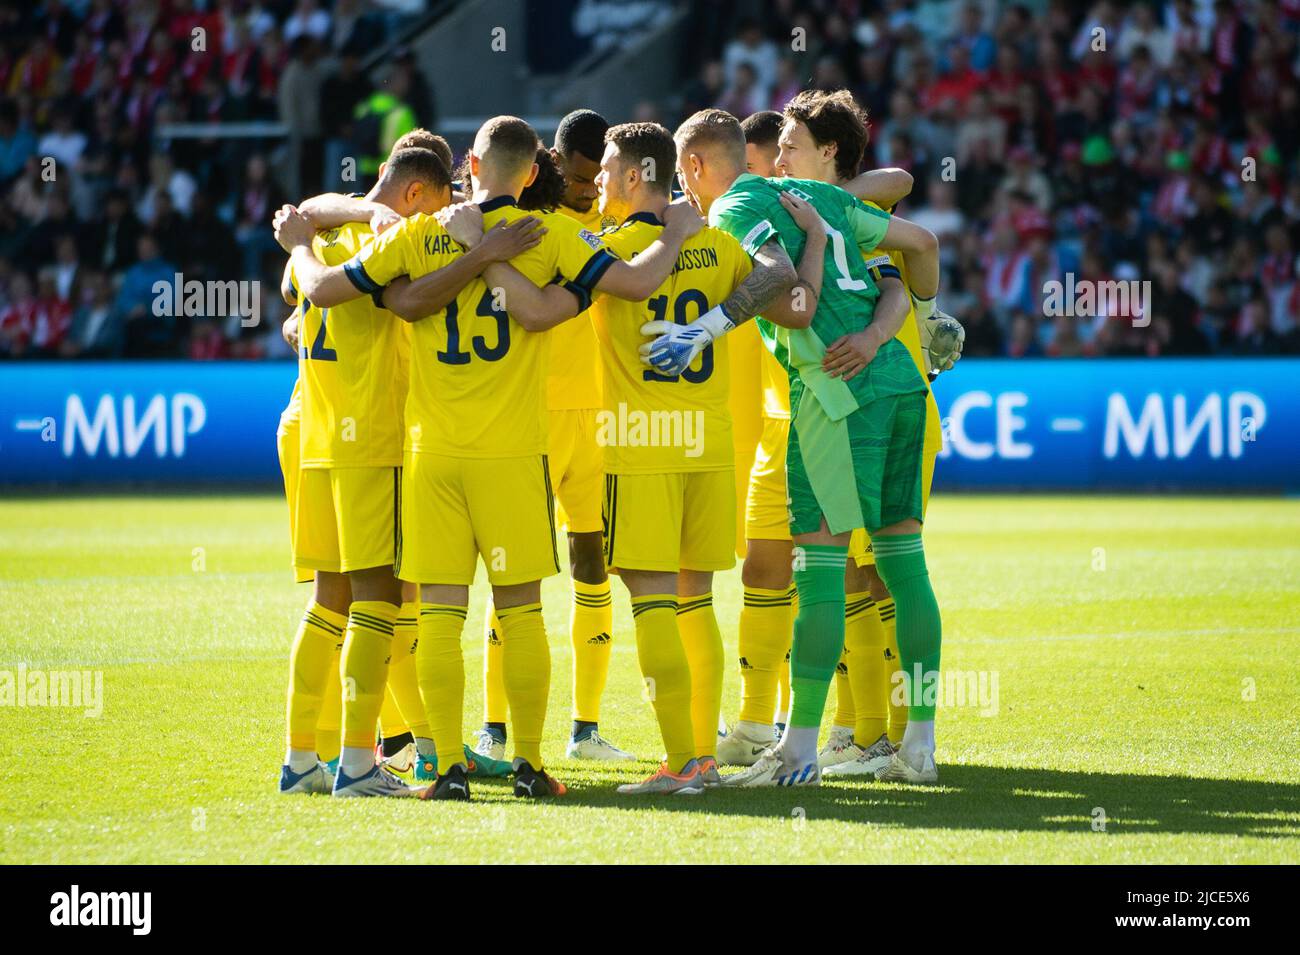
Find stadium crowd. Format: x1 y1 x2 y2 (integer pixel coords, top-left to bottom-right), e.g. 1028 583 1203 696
1 0 1298 360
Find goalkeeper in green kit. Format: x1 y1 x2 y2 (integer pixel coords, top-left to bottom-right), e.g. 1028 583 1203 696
646 108 954 785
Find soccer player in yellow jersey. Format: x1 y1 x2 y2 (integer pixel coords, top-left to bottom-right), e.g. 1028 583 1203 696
716 106 922 767
275 146 453 798
773 89 962 778
275 115 702 801
477 122 823 794
594 122 751 794
276 130 517 785
476 110 637 763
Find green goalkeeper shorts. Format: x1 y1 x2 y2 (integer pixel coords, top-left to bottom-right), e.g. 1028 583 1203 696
786 390 927 537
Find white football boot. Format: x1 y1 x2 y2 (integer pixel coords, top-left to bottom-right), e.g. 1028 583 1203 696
721 748 820 788
472 728 507 762
278 761 334 795
875 748 939 784
824 733 897 778
817 726 860 769
716 720 776 766
566 729 635 761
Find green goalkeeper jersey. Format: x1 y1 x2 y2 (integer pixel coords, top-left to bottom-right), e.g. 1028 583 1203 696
708 173 926 421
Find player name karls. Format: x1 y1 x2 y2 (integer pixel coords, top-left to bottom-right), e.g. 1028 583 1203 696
596 402 705 458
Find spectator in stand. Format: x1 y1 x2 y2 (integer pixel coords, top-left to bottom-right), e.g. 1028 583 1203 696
87 188 143 275
117 233 178 357
0 272 40 358
723 19 779 106
62 269 122 358
717 61 763 119
320 47 373 191
279 35 328 197
234 153 285 281
283 0 331 45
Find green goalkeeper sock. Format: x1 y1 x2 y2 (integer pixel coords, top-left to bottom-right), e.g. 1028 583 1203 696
872 534 942 721
787 546 848 737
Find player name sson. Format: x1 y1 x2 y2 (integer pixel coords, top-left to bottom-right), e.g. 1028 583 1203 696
595 404 705 457
49 886 151 935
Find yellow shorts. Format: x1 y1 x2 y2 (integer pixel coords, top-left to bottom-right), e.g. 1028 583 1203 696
276 398 314 584
603 469 736 573
293 466 399 574
852 442 938 568
548 408 604 534
399 451 560 586
278 407 315 587
745 415 792 542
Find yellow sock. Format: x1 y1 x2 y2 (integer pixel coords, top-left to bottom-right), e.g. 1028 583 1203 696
736 586 794 725
677 594 724 759
878 597 907 744
286 602 346 752
833 646 855 729
631 595 694 772
379 690 407 740
497 602 550 770
570 580 613 722
416 603 468 774
315 642 342 763
340 601 398 750
846 592 887 743
483 604 508 725
385 601 429 738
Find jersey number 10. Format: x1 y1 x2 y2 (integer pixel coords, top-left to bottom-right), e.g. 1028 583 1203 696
643 288 713 383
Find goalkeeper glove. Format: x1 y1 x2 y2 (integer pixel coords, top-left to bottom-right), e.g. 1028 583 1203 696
911 292 964 375
640 303 735 376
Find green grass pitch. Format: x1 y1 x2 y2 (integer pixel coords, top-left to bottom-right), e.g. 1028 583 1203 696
2 493 1297 864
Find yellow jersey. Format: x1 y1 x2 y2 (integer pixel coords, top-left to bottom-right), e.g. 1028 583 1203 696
727 318 765 450
343 195 618 458
549 203 615 410
860 198 943 453
292 222 409 469
592 211 752 473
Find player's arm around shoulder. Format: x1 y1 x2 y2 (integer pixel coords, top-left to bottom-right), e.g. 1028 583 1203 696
841 167 914 210
594 201 702 301
384 207 546 322
754 191 825 330
297 192 398 235
821 275 909 382
273 204 367 308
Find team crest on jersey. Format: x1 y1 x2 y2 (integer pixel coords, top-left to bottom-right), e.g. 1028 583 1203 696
577 228 603 250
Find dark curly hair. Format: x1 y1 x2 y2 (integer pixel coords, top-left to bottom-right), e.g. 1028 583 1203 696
517 147 567 212
455 146 564 211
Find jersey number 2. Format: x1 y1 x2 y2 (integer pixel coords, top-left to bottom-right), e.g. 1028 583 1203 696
301 308 338 361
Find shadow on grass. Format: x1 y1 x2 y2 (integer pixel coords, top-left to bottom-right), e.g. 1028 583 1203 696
470 763 1300 837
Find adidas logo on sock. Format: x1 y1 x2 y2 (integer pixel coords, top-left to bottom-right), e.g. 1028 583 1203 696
835 661 848 675
587 632 612 645
738 656 753 670
487 629 502 646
